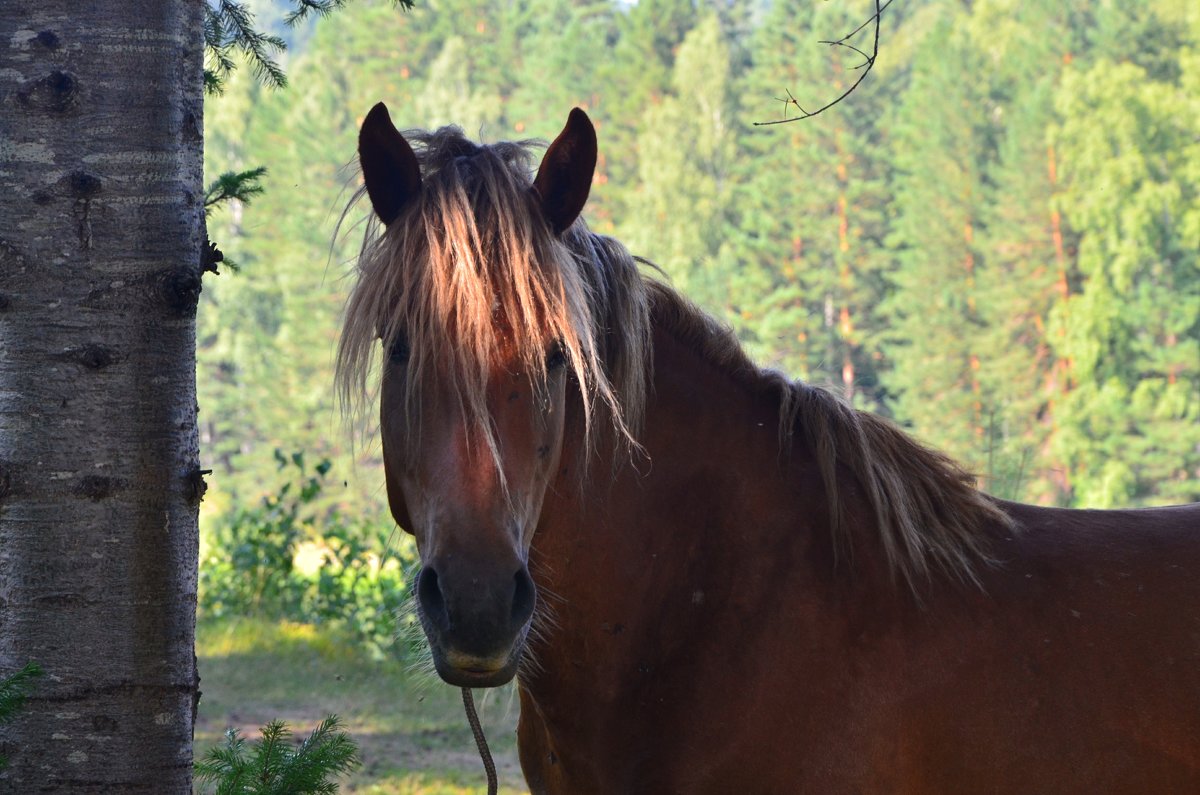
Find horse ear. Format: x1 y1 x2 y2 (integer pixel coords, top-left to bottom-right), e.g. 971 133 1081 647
533 108 597 234
359 102 421 225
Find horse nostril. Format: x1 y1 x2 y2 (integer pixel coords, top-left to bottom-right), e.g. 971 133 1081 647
511 567 536 627
417 567 448 628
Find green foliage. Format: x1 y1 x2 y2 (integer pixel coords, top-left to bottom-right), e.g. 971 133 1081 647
284 0 413 27
621 16 735 300
723 0 892 404
195 618 525 793
0 662 42 770
1047 49 1200 506
195 715 360 794
205 0 289 93
884 8 993 467
203 0 412 93
200 0 1200 511
206 167 269 216
200 452 415 658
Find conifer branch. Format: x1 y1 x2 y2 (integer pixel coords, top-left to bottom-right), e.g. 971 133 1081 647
0 663 43 771
195 715 360 794
0 663 41 723
285 0 413 27
203 168 265 274
204 0 288 94
202 1 410 93
205 167 268 214
755 0 890 126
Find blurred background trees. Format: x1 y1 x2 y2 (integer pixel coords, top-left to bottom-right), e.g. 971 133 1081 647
185 0 1199 789
200 0 1199 549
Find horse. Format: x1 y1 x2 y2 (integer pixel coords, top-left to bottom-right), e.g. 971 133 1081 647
336 103 1200 793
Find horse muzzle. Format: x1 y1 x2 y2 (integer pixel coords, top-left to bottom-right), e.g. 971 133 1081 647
416 562 536 687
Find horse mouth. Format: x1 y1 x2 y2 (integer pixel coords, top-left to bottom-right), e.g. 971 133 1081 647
432 646 523 688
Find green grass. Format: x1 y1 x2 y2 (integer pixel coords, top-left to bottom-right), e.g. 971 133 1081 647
196 618 528 794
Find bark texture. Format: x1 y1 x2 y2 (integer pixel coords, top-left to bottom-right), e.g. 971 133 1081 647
0 3 203 791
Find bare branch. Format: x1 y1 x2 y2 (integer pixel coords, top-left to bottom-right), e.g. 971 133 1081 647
754 0 890 127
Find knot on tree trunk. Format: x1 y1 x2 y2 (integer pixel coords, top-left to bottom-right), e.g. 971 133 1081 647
75 475 121 501
56 343 122 370
16 70 79 112
160 267 202 317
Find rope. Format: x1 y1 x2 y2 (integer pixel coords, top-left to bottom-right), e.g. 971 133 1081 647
462 687 498 795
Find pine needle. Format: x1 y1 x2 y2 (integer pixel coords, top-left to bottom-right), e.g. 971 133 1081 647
195 715 361 795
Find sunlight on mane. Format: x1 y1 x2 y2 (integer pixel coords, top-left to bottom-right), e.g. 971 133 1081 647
335 126 651 466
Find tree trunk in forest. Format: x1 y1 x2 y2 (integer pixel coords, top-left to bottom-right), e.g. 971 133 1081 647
0 3 203 791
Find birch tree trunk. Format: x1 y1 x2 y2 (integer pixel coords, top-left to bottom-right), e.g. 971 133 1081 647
0 2 203 791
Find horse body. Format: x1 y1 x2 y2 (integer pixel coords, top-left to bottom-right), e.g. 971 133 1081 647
518 315 1200 794
339 104 1200 793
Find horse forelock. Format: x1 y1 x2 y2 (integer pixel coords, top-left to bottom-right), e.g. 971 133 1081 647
336 125 652 466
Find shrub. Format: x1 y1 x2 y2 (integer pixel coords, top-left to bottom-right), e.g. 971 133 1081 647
200 452 417 659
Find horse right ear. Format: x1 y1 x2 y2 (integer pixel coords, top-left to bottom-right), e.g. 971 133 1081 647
359 102 421 225
534 108 597 234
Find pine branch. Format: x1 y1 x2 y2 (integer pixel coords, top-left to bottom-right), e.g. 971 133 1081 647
203 0 287 94
204 70 225 94
285 0 414 26
205 167 268 214
202 0 410 94
275 716 360 793
0 662 42 723
194 715 360 794
754 0 891 126
284 0 347 26
0 663 43 771
204 167 265 275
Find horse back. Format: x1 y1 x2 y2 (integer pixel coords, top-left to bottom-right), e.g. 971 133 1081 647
690 501 1200 793
881 501 1200 794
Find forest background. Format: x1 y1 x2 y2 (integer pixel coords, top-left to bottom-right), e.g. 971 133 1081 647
200 0 1199 549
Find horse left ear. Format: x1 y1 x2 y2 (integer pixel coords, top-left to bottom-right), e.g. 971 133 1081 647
533 108 597 234
359 102 422 226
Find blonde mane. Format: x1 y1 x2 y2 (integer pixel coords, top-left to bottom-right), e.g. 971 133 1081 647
336 125 1010 590
336 126 651 465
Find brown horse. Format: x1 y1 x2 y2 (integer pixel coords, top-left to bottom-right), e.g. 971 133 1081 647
337 104 1200 793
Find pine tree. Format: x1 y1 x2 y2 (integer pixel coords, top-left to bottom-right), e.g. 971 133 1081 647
619 15 736 305
1049 52 1200 507
199 4 424 521
719 0 893 406
414 36 504 132
883 8 998 471
967 0 1091 501
596 0 700 226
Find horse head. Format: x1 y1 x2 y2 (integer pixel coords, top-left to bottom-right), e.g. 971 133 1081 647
351 104 599 687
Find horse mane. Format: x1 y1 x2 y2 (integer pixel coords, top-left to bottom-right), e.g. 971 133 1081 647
644 283 1014 589
336 124 1010 590
336 126 651 466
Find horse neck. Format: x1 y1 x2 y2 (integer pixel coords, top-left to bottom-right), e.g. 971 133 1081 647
525 321 845 684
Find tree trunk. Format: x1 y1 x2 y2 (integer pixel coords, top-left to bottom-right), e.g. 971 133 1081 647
0 2 203 791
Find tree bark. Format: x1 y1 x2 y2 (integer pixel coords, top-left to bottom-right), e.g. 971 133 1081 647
0 2 203 791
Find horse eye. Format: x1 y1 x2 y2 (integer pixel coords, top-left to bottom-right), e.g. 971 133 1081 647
388 337 411 365
546 343 567 371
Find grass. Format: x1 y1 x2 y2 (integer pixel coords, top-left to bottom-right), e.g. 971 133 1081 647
195 618 529 794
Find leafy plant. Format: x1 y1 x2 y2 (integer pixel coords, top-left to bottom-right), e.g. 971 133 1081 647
200 452 415 658
195 715 360 794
